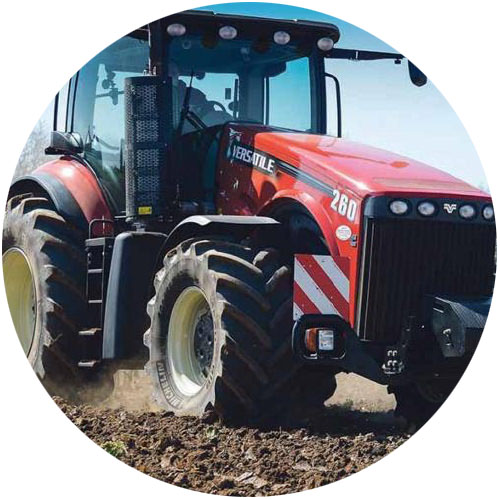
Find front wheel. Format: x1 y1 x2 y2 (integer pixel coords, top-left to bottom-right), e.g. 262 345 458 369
390 378 458 431
144 238 337 422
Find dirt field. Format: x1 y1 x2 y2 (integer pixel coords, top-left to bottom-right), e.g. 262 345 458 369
54 371 408 495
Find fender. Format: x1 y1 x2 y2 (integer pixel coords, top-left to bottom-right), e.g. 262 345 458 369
261 189 339 256
102 231 167 362
260 189 360 326
103 215 281 361
9 158 112 232
163 214 281 253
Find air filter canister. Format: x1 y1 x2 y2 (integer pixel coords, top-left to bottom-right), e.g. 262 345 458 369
124 75 168 219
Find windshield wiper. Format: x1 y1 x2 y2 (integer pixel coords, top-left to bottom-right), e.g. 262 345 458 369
332 48 404 62
177 71 207 135
185 109 207 130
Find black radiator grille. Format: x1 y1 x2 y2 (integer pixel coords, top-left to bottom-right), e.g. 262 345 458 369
356 218 496 343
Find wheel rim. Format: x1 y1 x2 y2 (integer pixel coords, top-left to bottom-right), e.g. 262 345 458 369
3 248 37 355
167 286 214 397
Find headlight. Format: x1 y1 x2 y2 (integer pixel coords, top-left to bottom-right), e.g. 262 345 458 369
317 37 335 51
318 329 335 351
417 201 437 217
389 199 410 215
459 204 476 219
219 26 238 40
167 23 186 37
483 204 494 220
273 31 291 45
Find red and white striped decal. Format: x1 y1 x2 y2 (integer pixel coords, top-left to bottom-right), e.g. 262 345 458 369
293 254 350 321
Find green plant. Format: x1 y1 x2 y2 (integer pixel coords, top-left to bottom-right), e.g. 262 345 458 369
102 440 127 458
205 426 219 441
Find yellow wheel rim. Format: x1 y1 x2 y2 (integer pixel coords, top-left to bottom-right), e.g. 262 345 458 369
167 287 214 397
3 248 37 355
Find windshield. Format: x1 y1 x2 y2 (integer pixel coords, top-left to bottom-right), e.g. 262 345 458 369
168 35 314 133
326 56 420 140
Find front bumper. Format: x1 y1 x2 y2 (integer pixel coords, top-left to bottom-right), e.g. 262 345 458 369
292 294 491 386
428 295 490 358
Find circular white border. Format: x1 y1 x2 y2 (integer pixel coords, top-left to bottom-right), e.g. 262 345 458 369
336 225 352 241
1 1 498 499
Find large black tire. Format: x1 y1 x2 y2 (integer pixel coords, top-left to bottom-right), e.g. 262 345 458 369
2 195 113 401
390 379 458 432
145 238 336 423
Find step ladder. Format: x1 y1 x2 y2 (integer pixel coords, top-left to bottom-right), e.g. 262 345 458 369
78 219 115 369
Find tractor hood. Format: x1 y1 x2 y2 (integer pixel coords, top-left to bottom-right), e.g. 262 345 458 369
253 131 488 200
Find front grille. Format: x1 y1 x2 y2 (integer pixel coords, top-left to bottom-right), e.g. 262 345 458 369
356 218 496 343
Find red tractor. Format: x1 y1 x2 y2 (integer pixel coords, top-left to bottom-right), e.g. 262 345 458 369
3 10 495 427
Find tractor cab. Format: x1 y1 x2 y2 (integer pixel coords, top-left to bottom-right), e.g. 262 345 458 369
159 11 340 215
55 10 422 220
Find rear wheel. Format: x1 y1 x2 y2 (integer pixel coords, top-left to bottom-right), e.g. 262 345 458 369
2 195 113 401
145 238 336 423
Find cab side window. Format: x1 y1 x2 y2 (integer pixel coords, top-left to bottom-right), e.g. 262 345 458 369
72 36 149 212
55 81 70 131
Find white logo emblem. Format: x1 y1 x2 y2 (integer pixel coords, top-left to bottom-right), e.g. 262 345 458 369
443 203 457 214
336 225 352 241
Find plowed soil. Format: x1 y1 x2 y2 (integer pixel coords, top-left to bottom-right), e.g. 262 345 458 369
54 373 409 496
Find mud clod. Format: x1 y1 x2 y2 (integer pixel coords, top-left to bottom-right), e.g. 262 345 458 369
54 396 408 496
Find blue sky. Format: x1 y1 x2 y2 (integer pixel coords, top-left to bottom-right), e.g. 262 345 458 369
199 2 487 190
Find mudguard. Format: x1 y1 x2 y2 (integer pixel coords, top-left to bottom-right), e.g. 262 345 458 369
163 214 282 253
9 159 112 231
102 215 282 361
102 231 167 362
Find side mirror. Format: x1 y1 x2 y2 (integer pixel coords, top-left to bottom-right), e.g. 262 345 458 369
45 131 83 155
45 130 83 155
408 61 427 87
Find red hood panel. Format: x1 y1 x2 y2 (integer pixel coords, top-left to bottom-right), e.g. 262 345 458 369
254 131 487 199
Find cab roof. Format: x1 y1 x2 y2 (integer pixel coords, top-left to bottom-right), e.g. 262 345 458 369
133 9 340 43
